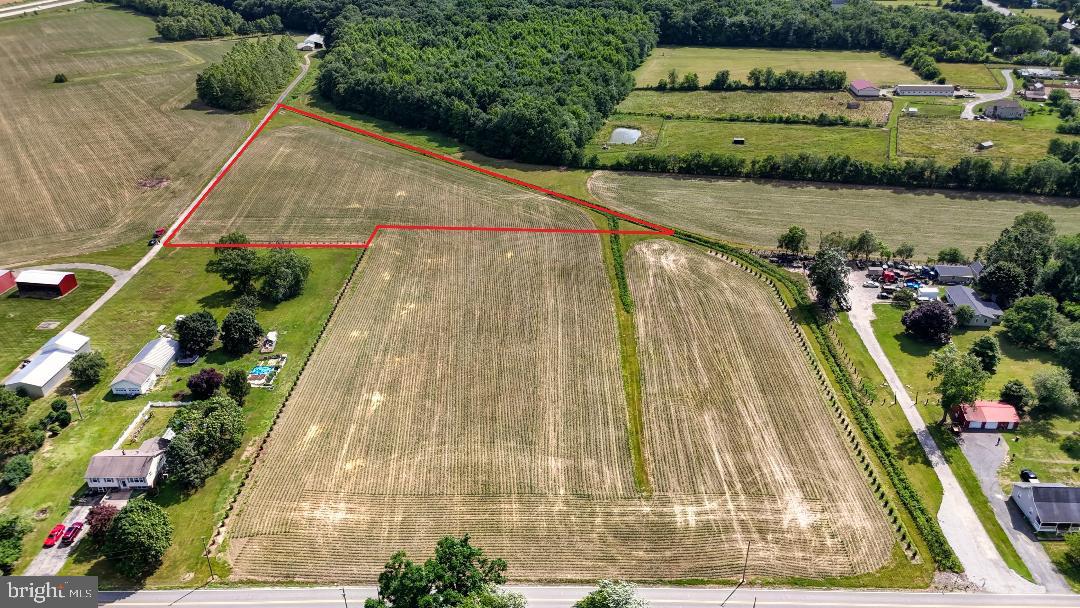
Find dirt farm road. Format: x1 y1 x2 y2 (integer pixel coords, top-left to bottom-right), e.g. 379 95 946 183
98 585 1076 608
960 70 1015 120
844 275 1043 594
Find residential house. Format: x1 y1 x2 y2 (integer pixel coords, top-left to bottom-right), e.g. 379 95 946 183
1012 483 1080 537
951 400 1020 431
945 285 1004 326
984 99 1025 120
109 337 179 396
84 430 174 491
932 264 979 285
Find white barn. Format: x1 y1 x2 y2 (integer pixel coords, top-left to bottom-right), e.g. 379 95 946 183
894 84 955 96
4 332 90 398
109 337 178 396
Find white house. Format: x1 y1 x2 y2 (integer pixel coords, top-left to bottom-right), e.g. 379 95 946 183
109 337 178 396
4 331 90 398
84 432 173 491
1012 483 1080 537
893 84 955 96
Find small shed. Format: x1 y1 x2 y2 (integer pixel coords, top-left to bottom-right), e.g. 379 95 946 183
260 331 278 354
297 33 324 51
732 137 746 145
977 141 994 150
0 269 14 295
951 400 1020 431
15 270 77 299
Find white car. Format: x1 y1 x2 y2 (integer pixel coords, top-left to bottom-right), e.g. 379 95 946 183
862 280 880 288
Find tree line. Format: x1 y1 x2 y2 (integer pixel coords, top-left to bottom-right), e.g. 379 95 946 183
652 67 847 91
196 37 297 111
106 0 282 41
603 150 1080 198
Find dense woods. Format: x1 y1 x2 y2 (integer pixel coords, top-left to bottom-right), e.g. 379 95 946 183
108 0 282 40
196 36 297 110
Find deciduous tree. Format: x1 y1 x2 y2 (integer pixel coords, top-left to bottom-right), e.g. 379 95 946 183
902 300 956 345
1000 378 1034 414
259 249 312 303
808 247 849 317
176 311 218 355
104 498 173 579
224 368 250 406
186 368 223 400
1002 294 1062 349
929 344 989 424
86 503 119 545
1033 367 1078 415
69 351 106 386
220 308 262 356
777 225 808 254
968 335 1000 374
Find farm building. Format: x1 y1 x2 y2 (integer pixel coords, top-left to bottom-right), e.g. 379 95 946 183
945 285 1003 326
916 287 939 302
1012 483 1080 537
15 269 77 299
894 84 955 96
296 33 324 51
848 79 880 98
84 430 174 491
0 269 14 295
109 337 178 396
932 263 980 285
951 400 1019 431
984 99 1025 120
1024 83 1048 102
4 331 90 398
1019 68 1063 79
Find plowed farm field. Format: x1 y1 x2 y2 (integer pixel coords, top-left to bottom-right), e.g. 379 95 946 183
0 6 247 265
172 122 592 245
226 227 893 582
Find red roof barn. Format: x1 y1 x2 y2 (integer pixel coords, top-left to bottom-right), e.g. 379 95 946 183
951 400 1020 431
16 270 77 299
0 269 14 295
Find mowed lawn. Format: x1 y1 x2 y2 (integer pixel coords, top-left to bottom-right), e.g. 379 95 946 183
634 47 919 87
936 63 1006 90
587 116 889 163
3 246 357 587
897 102 1080 163
616 90 892 125
587 170 1080 256
0 270 112 375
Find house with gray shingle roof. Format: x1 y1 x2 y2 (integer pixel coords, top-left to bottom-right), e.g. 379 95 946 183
1012 483 1080 537
945 285 1003 327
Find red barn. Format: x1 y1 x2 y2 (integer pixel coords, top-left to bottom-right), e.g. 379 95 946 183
16 270 77 299
0 269 14 295
951 400 1020 431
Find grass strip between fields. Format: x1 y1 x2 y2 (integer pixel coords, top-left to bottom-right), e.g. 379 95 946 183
673 229 961 573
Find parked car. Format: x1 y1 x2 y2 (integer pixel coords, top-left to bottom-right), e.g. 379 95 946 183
43 523 65 548
877 291 892 300
1020 469 1039 483
862 280 880 288
60 522 84 546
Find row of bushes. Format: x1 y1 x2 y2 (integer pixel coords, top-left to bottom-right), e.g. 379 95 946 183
607 217 633 314
673 229 962 572
652 68 847 92
602 150 1080 198
618 110 875 129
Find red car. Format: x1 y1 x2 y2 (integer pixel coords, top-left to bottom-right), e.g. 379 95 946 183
43 523 65 548
60 522 84 546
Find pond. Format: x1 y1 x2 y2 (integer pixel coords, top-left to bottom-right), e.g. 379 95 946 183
608 127 641 145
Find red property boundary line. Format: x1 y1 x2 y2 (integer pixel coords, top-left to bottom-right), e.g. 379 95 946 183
164 103 673 249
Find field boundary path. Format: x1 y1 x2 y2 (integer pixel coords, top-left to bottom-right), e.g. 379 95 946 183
0 0 83 19
96 585 1078 607
844 274 1043 594
961 70 1014 120
960 433 1072 593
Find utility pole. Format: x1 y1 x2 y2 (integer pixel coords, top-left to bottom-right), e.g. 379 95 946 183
342 587 349 608
205 554 216 580
71 391 83 420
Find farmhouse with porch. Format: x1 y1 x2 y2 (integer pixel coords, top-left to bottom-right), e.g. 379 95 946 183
1012 483 1080 537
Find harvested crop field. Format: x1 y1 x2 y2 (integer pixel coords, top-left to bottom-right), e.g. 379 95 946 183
0 6 248 265
628 239 893 575
173 121 593 244
589 171 1080 255
227 228 894 582
617 90 892 126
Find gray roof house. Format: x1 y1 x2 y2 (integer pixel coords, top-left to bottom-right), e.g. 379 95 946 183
933 264 978 285
1012 483 1080 537
945 285 1003 327
984 99 1025 120
84 432 173 491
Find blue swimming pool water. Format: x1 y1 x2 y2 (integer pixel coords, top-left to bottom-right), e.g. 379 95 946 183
250 365 273 375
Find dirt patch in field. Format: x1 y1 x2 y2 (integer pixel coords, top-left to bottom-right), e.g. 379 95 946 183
137 177 171 189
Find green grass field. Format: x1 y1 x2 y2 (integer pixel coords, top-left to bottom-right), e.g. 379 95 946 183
936 63 1006 90
3 247 357 586
633 47 920 88
0 271 112 376
587 116 889 163
588 171 1080 256
896 100 1080 163
616 90 892 125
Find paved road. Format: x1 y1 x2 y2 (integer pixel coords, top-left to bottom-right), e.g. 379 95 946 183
844 275 1042 594
961 70 1015 120
98 585 1077 608
0 0 83 19
960 433 1071 593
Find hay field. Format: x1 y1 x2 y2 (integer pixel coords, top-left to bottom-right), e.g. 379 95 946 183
588 171 1080 255
617 90 892 125
628 239 893 575
897 106 1080 164
227 227 894 582
0 6 248 265
174 123 594 244
634 47 918 87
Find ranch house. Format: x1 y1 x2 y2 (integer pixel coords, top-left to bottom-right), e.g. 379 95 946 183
984 99 1025 120
84 430 173 491
110 337 179 396
848 79 879 98
1012 483 1080 537
950 400 1019 431
932 262 981 285
945 285 1003 327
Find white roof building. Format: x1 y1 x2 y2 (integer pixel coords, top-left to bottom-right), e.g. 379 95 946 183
5 331 91 399
109 338 178 396
15 269 70 286
131 337 179 374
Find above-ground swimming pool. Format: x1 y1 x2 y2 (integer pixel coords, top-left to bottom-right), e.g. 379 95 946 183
608 127 641 145
250 365 274 375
